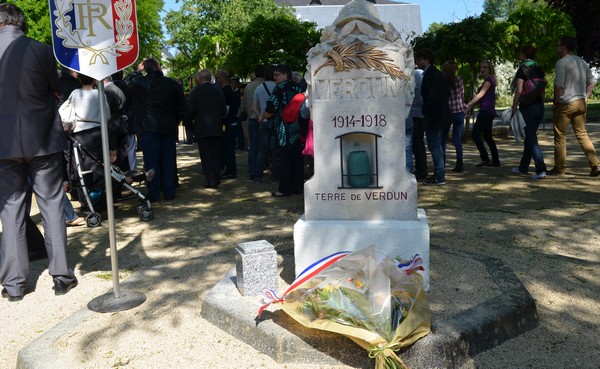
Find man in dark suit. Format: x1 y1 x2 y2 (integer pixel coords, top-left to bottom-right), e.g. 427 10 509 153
416 48 450 186
216 71 240 179
185 69 227 188
124 58 187 202
0 4 77 301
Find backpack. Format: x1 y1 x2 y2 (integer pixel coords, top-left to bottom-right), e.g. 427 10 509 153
282 93 305 124
277 92 306 147
519 64 547 107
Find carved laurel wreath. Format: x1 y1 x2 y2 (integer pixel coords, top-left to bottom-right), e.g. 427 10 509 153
53 0 134 65
315 42 409 80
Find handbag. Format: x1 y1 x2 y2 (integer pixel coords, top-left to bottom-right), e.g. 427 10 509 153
58 96 76 132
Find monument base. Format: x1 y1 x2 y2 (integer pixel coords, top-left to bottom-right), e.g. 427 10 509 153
294 208 430 290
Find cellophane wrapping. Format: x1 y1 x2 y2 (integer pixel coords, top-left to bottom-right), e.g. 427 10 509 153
267 245 431 369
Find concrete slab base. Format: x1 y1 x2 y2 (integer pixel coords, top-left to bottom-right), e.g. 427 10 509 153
294 209 430 290
201 245 538 368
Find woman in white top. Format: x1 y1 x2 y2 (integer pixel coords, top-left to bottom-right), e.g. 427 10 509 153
63 74 110 205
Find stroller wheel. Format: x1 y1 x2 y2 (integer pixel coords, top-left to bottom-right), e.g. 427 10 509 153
139 207 154 222
86 212 102 227
135 202 145 215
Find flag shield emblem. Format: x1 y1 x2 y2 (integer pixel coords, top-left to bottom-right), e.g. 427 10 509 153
50 0 139 80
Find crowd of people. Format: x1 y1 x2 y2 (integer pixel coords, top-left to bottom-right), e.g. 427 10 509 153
185 63 309 197
411 37 598 186
1 1 598 303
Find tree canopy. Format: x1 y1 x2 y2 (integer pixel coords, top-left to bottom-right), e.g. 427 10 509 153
412 1 574 102
226 15 321 77
500 1 575 71
164 0 321 81
546 0 600 67
412 13 504 98
483 0 534 18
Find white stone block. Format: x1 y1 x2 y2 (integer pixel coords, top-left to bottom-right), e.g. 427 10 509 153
294 209 430 290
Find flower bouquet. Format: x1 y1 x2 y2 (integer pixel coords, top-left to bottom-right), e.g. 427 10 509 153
259 245 431 369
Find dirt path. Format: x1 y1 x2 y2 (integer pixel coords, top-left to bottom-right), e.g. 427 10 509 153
1 124 600 369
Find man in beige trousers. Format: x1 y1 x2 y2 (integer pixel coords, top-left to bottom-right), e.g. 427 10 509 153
549 35 600 176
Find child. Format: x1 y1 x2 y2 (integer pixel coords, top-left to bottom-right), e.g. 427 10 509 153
110 149 155 185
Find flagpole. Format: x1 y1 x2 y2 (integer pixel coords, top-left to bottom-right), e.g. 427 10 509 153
87 79 146 313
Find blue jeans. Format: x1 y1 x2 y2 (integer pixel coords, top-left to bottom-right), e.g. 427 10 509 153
443 112 465 162
141 131 177 202
247 118 260 179
63 193 77 222
472 110 499 163
405 127 414 172
425 125 445 181
518 103 546 174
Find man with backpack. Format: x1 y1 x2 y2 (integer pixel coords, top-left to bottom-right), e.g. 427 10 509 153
260 64 304 197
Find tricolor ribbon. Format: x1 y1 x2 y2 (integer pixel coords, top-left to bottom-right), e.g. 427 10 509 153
396 254 424 274
257 251 350 317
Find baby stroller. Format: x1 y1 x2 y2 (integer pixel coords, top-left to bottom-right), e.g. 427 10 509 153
68 135 154 227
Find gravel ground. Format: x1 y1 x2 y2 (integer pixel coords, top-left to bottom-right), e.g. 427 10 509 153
2 123 600 369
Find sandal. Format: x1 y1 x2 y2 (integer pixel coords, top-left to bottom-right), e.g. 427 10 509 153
66 216 85 226
145 168 155 183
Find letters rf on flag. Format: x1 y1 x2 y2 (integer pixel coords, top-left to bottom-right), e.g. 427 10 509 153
49 0 139 81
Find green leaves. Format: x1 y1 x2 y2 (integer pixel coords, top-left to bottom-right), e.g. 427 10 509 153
226 14 320 77
164 0 320 79
501 2 574 71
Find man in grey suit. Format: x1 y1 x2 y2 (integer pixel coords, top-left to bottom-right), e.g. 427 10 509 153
0 4 77 302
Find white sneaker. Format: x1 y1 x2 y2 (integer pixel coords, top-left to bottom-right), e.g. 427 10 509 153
511 167 526 175
532 172 546 179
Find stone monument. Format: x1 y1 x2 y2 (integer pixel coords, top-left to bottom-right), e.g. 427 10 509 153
294 0 430 289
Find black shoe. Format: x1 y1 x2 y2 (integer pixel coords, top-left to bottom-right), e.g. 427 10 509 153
451 160 464 173
53 277 78 296
220 173 237 179
423 176 446 186
547 168 565 176
488 161 501 167
590 166 600 177
271 191 290 197
1 288 23 302
475 160 491 167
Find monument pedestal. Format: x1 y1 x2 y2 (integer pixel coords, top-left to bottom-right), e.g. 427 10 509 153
294 208 430 290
